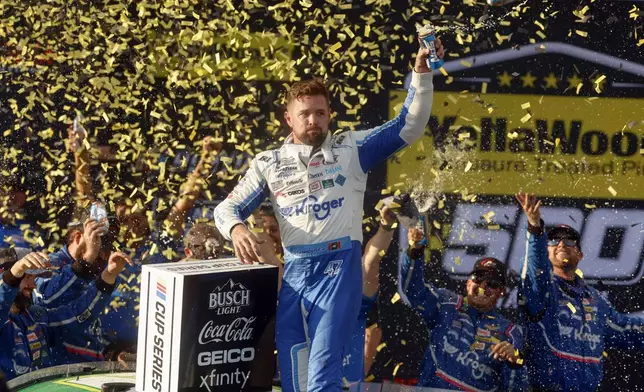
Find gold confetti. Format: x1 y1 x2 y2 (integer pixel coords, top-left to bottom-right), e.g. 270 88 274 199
608 186 617 196
567 302 577 313
376 343 387 352
575 269 584 278
390 293 401 304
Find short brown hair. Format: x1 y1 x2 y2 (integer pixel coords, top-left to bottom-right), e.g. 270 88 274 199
286 78 330 107
184 222 223 249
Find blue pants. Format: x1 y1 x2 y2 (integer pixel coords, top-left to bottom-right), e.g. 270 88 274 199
277 238 363 392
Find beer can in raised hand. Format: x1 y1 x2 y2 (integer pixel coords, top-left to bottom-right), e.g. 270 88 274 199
416 23 444 71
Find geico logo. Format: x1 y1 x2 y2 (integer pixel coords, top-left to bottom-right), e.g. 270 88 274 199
280 196 345 220
429 116 644 157
442 203 644 285
198 348 256 366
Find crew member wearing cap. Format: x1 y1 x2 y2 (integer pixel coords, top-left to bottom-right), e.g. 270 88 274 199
0 250 131 380
515 192 644 391
399 227 526 391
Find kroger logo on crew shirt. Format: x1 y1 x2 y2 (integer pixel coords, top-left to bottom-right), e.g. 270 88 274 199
279 196 345 220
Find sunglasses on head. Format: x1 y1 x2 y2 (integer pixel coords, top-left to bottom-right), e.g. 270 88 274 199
471 274 504 290
547 238 578 247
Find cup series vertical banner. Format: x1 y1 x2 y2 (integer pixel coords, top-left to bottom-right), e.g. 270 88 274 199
136 259 278 392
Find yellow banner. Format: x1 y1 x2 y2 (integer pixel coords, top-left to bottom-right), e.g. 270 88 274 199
388 91 644 199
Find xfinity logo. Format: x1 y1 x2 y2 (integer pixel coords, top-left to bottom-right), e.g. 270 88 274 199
209 279 250 315
279 196 345 220
198 347 255 366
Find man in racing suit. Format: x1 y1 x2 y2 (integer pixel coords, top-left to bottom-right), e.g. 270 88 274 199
0 251 130 380
214 38 443 392
515 192 644 391
400 227 526 391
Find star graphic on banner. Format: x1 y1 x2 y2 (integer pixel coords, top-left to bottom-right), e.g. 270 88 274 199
521 72 537 88
544 73 558 89
497 71 513 87
567 73 583 89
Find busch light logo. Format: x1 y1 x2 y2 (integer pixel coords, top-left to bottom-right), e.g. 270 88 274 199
279 196 345 220
209 279 251 315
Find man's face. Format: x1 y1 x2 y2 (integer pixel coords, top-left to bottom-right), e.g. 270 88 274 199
465 276 504 312
284 95 330 147
547 237 583 271
262 215 282 246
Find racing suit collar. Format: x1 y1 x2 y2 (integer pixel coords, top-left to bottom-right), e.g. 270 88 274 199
284 132 335 164
554 274 590 299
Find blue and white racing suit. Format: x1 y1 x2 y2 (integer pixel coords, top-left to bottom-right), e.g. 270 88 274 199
342 294 377 385
0 269 115 380
400 248 526 391
214 71 434 392
519 222 644 391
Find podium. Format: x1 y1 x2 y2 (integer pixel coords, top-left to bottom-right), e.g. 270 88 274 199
136 259 278 392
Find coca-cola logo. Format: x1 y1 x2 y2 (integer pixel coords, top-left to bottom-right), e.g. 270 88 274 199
198 317 256 345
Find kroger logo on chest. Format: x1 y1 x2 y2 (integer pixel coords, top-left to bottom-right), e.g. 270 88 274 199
279 195 345 221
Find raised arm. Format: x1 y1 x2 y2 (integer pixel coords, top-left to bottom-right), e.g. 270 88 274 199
42 252 130 329
362 205 397 298
398 228 441 328
68 124 93 202
214 155 270 263
1 252 51 324
164 137 221 238
352 40 442 173
516 192 552 318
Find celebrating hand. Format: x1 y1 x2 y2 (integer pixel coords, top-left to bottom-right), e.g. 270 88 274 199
515 192 542 227
379 205 397 227
231 224 264 264
415 37 444 74
101 252 133 285
10 252 52 278
490 341 521 364
407 227 425 249
80 218 108 263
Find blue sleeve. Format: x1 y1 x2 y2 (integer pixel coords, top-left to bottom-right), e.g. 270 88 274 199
503 324 527 392
0 275 19 326
398 250 441 329
39 279 113 330
34 265 88 308
353 72 434 173
519 225 552 318
603 298 644 349
214 156 271 241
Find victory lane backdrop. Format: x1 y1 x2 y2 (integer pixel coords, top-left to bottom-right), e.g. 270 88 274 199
136 260 278 392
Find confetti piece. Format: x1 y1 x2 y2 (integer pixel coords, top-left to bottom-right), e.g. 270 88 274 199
377 343 387 352
391 293 401 304
393 362 403 376
575 269 584 278
576 82 583 95
521 102 531 109
567 302 577 313
520 113 532 123
439 67 449 76
608 186 617 196
575 30 588 38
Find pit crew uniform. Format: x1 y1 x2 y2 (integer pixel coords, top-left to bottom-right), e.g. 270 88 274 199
519 222 644 391
0 269 115 380
399 248 526 391
214 70 434 392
